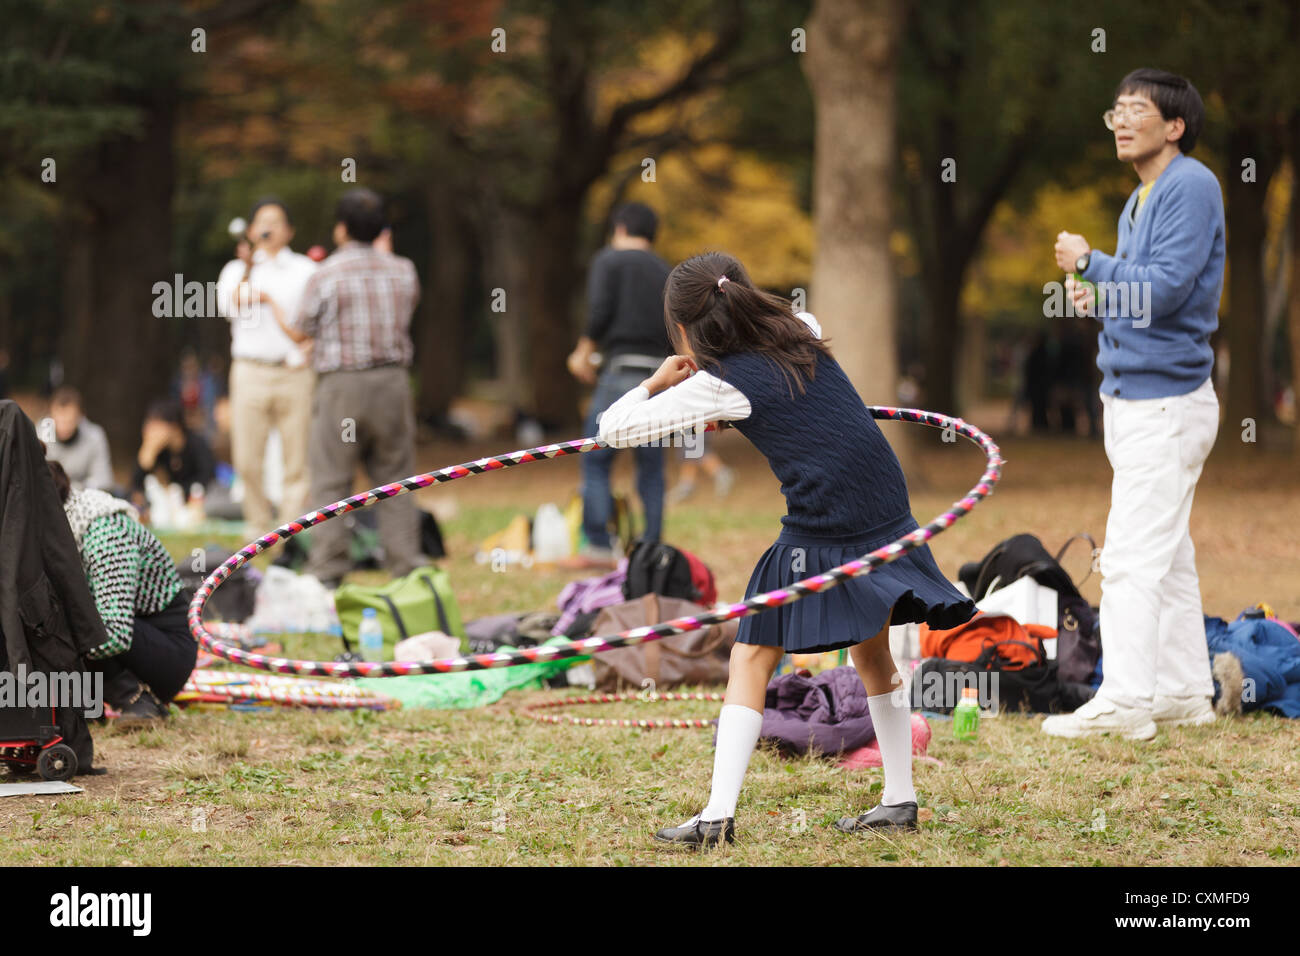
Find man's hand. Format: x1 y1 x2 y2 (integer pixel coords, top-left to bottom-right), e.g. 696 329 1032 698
567 350 597 385
233 280 262 311
641 355 698 396
567 340 599 385
1065 275 1095 317
1055 231 1091 273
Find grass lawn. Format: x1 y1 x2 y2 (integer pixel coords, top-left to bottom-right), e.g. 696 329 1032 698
3 420 1298 865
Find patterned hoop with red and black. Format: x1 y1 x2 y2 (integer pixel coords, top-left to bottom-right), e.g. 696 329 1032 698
520 691 726 729
189 407 1003 678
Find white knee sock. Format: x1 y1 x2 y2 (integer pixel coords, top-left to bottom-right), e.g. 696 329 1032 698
696 704 764 821
867 691 917 806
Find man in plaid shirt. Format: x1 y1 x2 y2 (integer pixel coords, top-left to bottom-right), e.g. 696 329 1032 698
287 188 424 587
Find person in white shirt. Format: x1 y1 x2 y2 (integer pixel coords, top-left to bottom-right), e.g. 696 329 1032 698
216 198 318 531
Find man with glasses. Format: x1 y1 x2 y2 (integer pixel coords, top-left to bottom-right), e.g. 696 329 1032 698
1045 69 1225 740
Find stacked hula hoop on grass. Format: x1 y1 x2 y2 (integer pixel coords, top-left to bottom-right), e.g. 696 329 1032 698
174 666 400 711
188 407 1003 725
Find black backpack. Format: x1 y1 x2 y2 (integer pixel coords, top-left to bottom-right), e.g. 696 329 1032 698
911 656 1097 715
177 546 257 623
959 533 1083 601
623 538 702 603
959 533 1102 685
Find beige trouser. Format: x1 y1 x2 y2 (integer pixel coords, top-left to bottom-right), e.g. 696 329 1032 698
229 359 315 530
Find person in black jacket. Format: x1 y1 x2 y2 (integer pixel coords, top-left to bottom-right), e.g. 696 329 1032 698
0 401 106 774
130 399 216 512
565 203 673 568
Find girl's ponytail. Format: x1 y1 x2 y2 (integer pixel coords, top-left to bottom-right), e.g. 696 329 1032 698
669 253 830 397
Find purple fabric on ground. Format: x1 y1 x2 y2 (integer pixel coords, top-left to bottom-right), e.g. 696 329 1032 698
758 666 876 756
551 557 629 637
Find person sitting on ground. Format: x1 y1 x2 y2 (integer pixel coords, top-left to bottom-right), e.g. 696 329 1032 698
44 385 116 492
129 399 216 512
48 460 197 722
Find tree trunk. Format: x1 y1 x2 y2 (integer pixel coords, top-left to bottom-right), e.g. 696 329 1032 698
60 100 176 461
918 109 965 418
1224 123 1274 436
1289 118 1300 457
414 179 470 423
481 200 530 413
959 298 986 411
923 255 964 417
803 0 913 471
524 200 583 429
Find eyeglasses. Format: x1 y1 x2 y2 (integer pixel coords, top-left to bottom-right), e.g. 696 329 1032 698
1103 106 1159 131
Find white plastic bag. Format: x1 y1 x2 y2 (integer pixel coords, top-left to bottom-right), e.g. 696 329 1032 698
531 502 572 563
975 576 1060 659
394 630 461 661
247 566 339 635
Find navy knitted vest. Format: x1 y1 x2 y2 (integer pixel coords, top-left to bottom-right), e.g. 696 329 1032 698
704 349 912 537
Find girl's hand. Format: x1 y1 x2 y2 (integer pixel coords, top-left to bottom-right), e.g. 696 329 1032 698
641 355 698 396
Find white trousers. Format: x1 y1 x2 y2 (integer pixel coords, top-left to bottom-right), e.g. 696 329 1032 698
1096 377 1218 710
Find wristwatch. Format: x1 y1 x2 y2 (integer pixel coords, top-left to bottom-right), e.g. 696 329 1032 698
1075 252 1091 274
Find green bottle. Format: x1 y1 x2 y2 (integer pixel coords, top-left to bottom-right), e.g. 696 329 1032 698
953 686 980 740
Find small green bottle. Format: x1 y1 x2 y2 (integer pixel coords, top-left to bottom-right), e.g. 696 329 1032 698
953 686 980 740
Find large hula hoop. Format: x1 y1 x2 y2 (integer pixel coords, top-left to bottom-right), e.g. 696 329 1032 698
189 407 1003 678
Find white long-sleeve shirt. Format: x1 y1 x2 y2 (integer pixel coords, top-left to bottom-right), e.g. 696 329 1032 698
216 246 317 365
596 312 823 447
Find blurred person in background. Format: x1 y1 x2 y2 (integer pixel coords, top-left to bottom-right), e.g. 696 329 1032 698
172 348 220 441
44 385 115 492
216 197 317 531
129 400 215 511
666 436 735 504
565 202 673 568
280 187 423 589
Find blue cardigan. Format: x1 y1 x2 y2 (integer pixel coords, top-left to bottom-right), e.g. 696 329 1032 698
1082 153 1225 400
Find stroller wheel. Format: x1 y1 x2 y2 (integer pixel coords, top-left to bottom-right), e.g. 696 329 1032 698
37 744 78 782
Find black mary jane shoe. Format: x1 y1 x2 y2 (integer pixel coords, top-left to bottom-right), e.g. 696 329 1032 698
834 801 919 833
654 815 736 849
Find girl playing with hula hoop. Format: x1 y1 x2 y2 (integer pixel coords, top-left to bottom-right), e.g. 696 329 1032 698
596 252 977 848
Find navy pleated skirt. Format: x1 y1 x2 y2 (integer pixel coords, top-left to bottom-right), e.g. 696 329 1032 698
735 514 976 654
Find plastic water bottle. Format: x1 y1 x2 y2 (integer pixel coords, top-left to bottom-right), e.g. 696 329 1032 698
188 482 207 528
953 685 980 740
358 608 385 663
